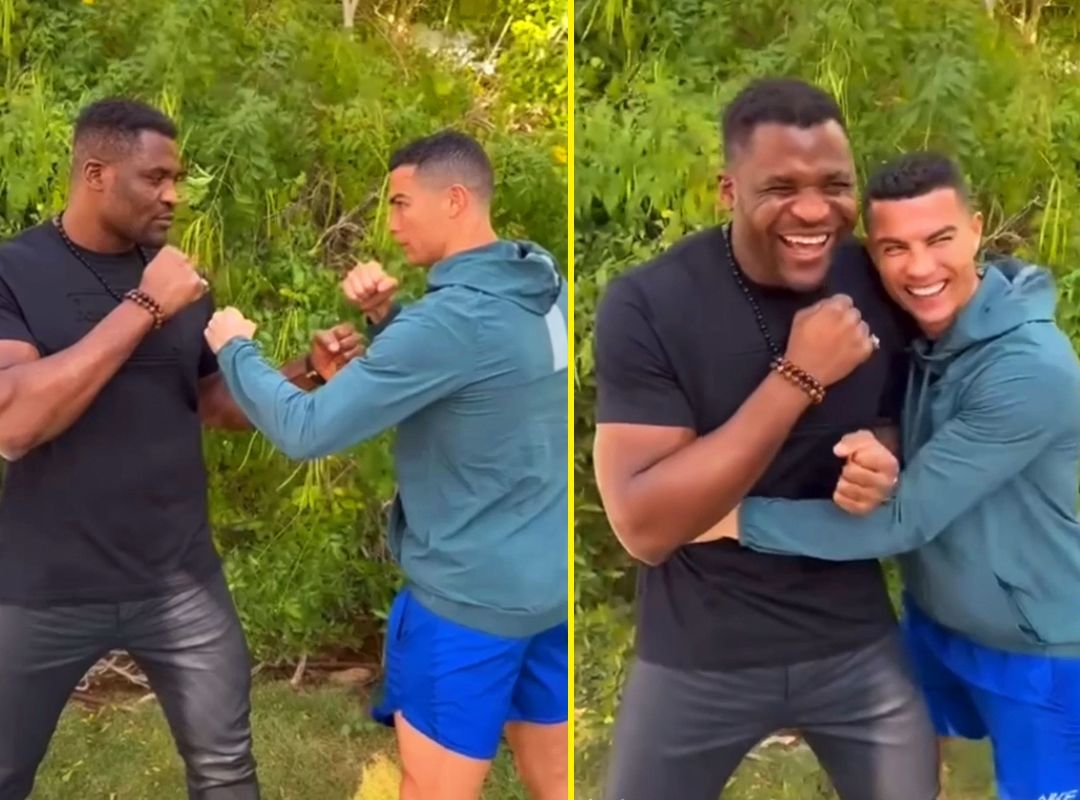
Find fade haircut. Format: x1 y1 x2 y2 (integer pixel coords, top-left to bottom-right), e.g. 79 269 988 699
72 98 177 166
389 130 494 202
863 152 971 223
722 78 846 162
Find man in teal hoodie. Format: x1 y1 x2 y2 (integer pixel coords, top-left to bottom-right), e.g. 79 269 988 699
203 131 568 800
713 152 1080 800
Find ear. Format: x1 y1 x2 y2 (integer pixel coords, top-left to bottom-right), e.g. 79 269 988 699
719 173 736 212
447 184 469 218
82 159 107 193
970 210 984 258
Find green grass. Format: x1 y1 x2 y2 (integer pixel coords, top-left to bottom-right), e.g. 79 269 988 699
31 680 527 800
576 738 996 799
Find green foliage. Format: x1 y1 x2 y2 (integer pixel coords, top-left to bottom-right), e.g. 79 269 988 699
1 0 566 660
574 0 1080 767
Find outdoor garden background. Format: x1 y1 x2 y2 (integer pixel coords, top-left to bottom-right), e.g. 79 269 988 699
574 0 1079 796
0 0 566 796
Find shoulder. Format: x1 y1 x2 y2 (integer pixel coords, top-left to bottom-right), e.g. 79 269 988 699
964 326 1080 419
0 225 61 305
615 226 727 293
999 322 1080 386
0 223 57 276
381 286 479 345
598 226 727 328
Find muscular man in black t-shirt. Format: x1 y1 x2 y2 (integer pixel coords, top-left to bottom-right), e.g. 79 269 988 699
0 100 374 800
593 80 937 798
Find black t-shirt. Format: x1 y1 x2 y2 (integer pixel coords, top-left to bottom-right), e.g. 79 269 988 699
0 222 221 604
594 226 907 669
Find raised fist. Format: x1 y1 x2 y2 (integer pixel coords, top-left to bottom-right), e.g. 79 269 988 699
310 322 365 381
138 245 208 319
204 307 257 354
342 261 398 324
832 430 899 515
785 294 876 387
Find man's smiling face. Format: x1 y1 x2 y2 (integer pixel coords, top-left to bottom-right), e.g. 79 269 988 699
867 187 983 339
722 120 858 292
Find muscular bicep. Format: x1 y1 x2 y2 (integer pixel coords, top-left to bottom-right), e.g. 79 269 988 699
594 277 695 428
0 340 40 370
0 340 41 422
594 422 695 541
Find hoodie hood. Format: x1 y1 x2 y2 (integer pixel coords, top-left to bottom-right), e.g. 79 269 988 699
903 259 1057 458
427 239 562 316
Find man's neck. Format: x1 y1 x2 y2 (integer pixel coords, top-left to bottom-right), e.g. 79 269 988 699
60 200 132 254
730 222 781 287
438 218 499 264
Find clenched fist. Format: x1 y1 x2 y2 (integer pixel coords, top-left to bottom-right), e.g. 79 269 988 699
832 430 899 516
342 261 398 323
785 294 877 387
204 307 257 354
309 322 365 381
139 245 208 319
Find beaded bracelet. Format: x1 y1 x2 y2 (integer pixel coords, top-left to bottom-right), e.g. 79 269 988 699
123 289 165 329
770 356 825 405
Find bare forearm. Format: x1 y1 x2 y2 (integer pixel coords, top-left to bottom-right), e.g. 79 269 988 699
201 354 318 430
283 355 319 391
0 303 153 458
620 373 811 563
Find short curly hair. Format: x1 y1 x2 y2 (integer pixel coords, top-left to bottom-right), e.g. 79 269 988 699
722 78 846 161
73 98 176 165
863 152 970 222
389 130 493 201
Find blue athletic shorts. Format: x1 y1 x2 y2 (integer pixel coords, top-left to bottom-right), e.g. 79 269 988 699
901 594 1080 800
370 588 568 760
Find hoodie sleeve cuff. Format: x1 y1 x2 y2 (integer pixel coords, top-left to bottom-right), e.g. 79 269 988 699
216 336 258 368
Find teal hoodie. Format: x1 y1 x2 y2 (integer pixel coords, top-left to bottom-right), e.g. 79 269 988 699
738 261 1080 656
217 240 568 638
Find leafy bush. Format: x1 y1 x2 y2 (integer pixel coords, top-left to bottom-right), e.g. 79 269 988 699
0 0 567 661
574 0 1080 764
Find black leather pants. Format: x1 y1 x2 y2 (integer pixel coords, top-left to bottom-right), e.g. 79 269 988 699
0 570 259 800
